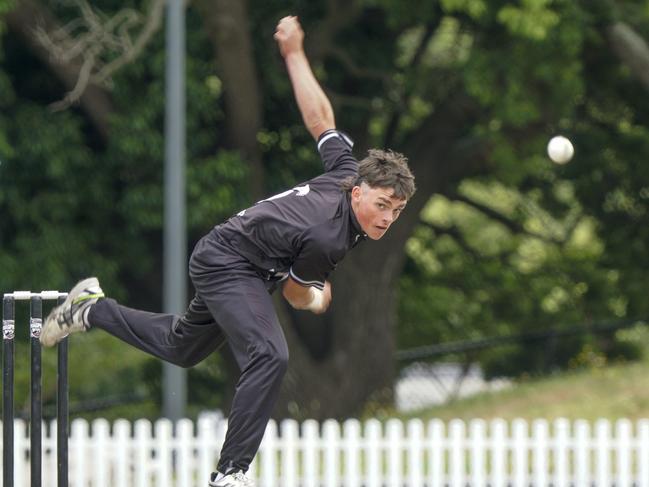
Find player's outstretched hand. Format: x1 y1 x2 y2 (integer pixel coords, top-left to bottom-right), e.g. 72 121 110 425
274 16 304 58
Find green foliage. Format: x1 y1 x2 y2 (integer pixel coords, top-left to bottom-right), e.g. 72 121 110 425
3 0 649 417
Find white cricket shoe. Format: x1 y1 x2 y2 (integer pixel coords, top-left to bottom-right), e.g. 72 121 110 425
40 277 104 347
209 471 256 487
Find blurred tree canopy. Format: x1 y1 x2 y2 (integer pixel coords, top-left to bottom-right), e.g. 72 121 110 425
1 0 649 419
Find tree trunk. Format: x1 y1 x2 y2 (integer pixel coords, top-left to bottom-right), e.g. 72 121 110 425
195 0 265 201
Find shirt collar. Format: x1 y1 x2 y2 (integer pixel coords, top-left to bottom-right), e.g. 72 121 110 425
345 193 367 245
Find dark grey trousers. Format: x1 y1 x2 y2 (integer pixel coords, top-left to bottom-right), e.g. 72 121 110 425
88 231 289 473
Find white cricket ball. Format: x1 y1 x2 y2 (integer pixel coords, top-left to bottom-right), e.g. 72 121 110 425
547 135 574 164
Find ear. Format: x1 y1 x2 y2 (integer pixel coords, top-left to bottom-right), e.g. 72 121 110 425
351 185 362 202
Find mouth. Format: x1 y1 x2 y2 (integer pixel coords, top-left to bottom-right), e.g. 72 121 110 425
375 225 388 231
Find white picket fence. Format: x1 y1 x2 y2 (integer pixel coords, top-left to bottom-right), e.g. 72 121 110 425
2 417 649 486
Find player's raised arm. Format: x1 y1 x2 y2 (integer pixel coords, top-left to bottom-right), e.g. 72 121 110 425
274 16 335 140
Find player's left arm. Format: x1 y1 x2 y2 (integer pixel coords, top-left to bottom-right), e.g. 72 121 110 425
274 16 335 140
283 278 332 314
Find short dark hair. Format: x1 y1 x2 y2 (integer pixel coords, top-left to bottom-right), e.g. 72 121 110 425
342 149 416 200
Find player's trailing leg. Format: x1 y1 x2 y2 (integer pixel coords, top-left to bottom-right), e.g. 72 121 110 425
41 277 104 347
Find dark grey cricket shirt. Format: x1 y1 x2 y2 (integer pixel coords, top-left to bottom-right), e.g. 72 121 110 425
214 129 367 291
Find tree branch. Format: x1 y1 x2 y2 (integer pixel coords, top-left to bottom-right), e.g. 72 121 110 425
33 0 164 108
419 219 483 259
607 21 649 92
5 0 113 140
450 192 575 245
384 21 437 147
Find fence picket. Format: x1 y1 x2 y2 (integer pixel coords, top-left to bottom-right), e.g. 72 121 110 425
114 419 131 487
177 418 194 487
428 419 445 487
595 419 611 487
343 419 361 487
615 419 631 487
134 419 152 487
553 418 569 486
70 419 88 487
302 419 319 487
197 416 215 484
407 420 424 487
574 419 591 486
490 419 506 487
281 419 298 487
639 419 649 487
511 419 528 487
532 419 549 487
260 420 278 487
92 419 110 487
365 419 382 487
4 417 649 486
469 419 486 486
449 419 465 487
323 419 340 487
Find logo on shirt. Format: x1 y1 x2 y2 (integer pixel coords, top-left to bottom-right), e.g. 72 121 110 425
238 184 311 216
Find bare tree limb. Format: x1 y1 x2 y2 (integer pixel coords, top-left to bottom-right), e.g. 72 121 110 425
450 192 581 245
5 0 113 140
33 0 165 108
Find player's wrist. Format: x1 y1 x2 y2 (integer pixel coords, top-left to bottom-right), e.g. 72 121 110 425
306 287 326 313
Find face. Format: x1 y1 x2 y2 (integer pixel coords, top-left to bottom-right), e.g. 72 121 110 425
350 183 407 240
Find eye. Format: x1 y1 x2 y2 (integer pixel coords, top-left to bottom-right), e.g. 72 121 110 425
377 203 387 210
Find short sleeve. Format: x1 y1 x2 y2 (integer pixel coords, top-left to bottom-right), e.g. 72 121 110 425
289 238 337 291
317 129 358 175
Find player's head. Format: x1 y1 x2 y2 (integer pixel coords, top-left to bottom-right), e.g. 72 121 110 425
344 149 416 240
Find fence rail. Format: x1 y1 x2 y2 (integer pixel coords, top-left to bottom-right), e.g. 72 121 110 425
1 417 649 486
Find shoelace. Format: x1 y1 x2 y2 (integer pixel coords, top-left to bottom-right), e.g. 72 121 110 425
231 472 255 487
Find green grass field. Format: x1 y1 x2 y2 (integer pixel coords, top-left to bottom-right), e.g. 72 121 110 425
401 358 649 422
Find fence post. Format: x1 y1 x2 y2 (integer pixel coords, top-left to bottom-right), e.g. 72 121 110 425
114 419 131 487
177 418 194 487
281 419 299 487
155 419 173 487
574 419 591 486
532 419 549 487
197 415 217 483
15 420 26 487
407 419 424 487
615 419 632 487
302 419 319 487
469 419 486 486
135 419 152 487
490 419 507 487
595 419 611 487
428 419 445 487
261 420 278 487
365 419 382 487
323 419 341 487
639 419 649 487
512 418 528 487
343 419 361 487
71 419 89 487
553 418 569 486
386 419 403 487
449 419 465 487
93 419 110 487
